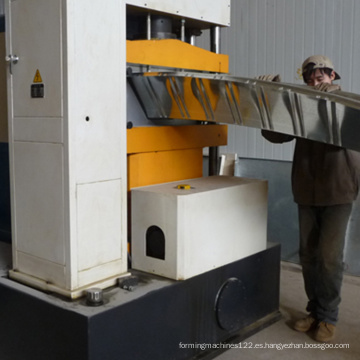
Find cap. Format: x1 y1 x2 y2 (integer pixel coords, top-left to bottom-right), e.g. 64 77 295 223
302 55 341 80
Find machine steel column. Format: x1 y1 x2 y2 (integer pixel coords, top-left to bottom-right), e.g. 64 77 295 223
209 26 221 175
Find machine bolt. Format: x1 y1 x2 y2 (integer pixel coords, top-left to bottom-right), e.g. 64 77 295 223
85 288 104 306
118 275 139 291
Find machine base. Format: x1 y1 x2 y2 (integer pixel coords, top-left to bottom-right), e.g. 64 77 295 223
8 269 132 299
0 243 280 360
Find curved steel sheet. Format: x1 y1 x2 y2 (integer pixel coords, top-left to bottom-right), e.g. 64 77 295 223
129 71 360 152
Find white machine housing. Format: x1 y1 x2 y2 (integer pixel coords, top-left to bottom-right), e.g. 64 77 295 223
5 0 231 298
6 0 129 298
127 0 231 26
131 176 268 280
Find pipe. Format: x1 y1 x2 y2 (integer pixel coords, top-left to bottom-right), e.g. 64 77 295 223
210 26 221 54
146 13 151 40
180 19 186 42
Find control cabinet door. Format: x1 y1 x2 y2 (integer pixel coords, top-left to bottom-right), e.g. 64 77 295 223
5 0 66 278
6 0 63 118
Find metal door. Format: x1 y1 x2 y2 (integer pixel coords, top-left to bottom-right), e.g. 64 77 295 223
5 0 66 276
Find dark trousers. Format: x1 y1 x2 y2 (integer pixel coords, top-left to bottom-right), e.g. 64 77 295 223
298 203 352 325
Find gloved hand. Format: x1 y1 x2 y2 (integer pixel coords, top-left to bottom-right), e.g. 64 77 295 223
313 83 341 92
255 74 281 82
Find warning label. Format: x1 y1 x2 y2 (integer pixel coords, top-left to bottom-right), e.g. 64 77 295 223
33 69 43 83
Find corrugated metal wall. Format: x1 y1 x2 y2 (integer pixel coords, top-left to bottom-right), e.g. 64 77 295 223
198 0 360 161
198 1 360 275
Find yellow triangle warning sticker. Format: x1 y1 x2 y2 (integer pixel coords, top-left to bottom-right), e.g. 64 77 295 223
33 69 43 83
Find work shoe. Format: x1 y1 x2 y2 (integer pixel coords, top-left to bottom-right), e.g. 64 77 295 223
314 322 336 342
293 315 317 332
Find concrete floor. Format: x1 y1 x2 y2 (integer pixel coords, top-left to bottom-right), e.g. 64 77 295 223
215 262 360 359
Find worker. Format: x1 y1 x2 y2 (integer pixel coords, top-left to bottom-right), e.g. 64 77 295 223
260 55 360 342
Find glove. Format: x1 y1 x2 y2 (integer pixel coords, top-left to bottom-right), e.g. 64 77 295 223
255 74 281 82
313 83 341 92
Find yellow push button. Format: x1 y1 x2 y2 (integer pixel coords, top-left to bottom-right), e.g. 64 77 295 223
177 184 191 190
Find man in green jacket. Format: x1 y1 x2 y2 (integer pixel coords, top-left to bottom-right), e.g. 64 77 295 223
262 55 360 342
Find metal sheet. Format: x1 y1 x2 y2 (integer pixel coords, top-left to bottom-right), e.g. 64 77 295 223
129 71 360 152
